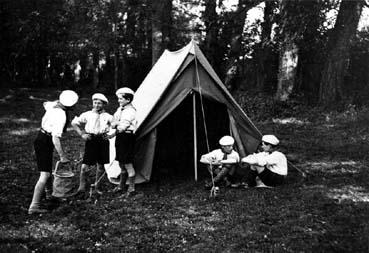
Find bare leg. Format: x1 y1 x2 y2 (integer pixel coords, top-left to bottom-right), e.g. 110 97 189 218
45 175 53 199
112 162 127 193
77 164 89 192
125 163 136 196
95 164 104 194
29 172 51 214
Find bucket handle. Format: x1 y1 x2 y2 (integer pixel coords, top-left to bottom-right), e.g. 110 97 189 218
54 161 74 177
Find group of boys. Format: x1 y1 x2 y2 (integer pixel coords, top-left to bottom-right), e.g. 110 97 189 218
200 134 288 189
28 88 137 214
28 88 288 215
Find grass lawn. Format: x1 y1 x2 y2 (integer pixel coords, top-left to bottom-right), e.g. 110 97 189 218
1 88 369 252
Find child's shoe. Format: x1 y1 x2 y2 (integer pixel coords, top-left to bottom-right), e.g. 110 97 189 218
28 207 49 215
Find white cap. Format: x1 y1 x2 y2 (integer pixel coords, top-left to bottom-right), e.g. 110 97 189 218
219 135 234 146
116 87 134 97
92 93 108 104
59 90 79 107
262 135 279 146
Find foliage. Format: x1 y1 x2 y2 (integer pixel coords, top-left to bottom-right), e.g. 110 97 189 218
1 1 369 108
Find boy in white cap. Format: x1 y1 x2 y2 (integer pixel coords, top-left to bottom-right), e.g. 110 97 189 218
107 87 137 197
28 90 79 214
72 93 113 195
241 134 288 187
200 135 240 188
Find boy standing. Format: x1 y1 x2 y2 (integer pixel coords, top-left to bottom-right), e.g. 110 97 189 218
28 90 79 214
72 93 113 195
200 136 240 188
108 87 137 197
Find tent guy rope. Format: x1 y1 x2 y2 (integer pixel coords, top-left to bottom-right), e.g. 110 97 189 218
194 50 218 197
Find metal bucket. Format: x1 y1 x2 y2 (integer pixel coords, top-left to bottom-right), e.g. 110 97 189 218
52 161 76 198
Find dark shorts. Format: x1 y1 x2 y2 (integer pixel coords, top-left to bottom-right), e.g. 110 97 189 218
115 132 135 164
34 131 54 172
259 168 286 187
83 135 110 165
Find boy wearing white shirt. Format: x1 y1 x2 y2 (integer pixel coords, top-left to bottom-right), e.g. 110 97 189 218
200 136 240 188
28 90 79 214
241 135 288 187
72 93 113 195
107 87 137 197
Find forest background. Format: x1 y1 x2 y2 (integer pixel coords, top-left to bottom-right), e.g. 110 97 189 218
2 1 369 251
1 0 369 112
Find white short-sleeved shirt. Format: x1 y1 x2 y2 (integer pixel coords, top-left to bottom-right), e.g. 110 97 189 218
200 149 240 165
72 110 113 135
242 151 288 175
41 101 66 138
113 104 137 132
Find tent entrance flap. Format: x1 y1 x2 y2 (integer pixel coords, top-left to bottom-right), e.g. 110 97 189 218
150 94 229 181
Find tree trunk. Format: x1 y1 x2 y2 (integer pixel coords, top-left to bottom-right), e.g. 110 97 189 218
275 40 299 101
203 0 218 66
255 0 276 91
275 0 300 101
319 0 364 106
114 50 118 90
295 0 322 102
161 0 172 51
92 50 99 89
151 0 172 65
224 0 262 91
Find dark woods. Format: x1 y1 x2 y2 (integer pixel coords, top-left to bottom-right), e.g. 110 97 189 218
0 0 368 107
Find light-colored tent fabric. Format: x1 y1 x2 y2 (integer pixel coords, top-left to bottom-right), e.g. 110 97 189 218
109 40 262 183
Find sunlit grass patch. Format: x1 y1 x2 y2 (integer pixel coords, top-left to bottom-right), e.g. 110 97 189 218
7 128 38 136
303 161 362 174
272 117 310 125
0 117 37 124
327 185 369 203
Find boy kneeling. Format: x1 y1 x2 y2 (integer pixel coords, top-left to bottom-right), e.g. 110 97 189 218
200 136 240 188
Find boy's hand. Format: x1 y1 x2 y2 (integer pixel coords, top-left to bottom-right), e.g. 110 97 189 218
208 157 220 165
106 131 116 139
111 122 118 129
81 133 92 140
60 156 70 163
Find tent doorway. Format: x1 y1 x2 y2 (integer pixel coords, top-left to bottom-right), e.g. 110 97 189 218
151 93 230 181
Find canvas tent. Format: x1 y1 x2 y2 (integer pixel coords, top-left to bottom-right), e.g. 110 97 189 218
107 40 262 183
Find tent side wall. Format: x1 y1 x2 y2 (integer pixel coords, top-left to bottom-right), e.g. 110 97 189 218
133 60 261 182
191 63 261 154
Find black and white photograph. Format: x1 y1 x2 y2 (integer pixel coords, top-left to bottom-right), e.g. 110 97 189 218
1 0 369 252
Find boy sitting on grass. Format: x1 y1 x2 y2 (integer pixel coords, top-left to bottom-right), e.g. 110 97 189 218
200 135 240 189
72 93 113 195
241 135 288 187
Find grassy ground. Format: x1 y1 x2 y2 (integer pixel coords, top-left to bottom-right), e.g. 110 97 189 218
1 88 369 252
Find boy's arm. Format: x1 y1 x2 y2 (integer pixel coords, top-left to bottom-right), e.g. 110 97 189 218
71 115 90 140
52 135 69 163
116 108 135 132
200 151 221 165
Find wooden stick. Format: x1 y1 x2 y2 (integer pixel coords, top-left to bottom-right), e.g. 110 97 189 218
193 92 198 181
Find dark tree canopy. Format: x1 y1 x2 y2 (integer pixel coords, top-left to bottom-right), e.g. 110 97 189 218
0 0 368 107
